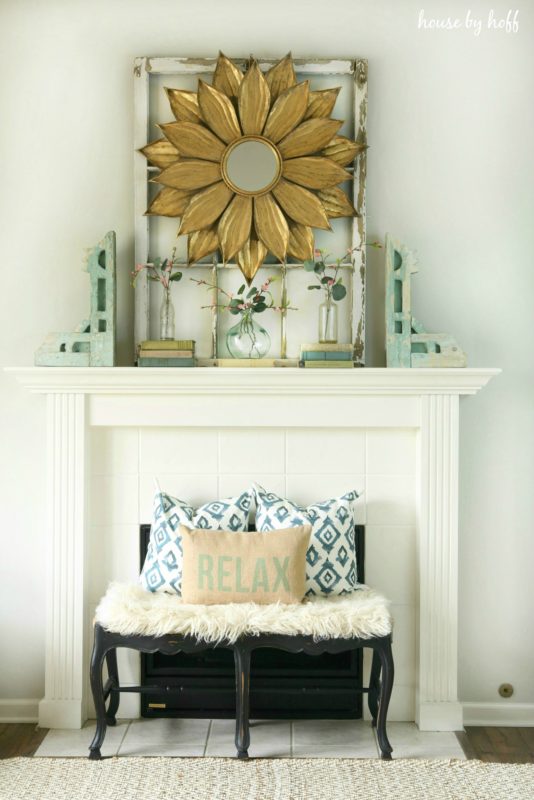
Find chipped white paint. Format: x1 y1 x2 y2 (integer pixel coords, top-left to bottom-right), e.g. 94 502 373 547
352 59 367 363
133 58 150 348
143 56 356 75
133 56 367 361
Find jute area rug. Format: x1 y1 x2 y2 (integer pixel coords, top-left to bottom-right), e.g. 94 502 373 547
1 757 533 800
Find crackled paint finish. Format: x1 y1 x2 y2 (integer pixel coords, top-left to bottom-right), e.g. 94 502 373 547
35 231 116 367
385 234 466 368
133 56 367 364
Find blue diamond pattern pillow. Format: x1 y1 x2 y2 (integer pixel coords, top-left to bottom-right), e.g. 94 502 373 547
253 483 360 597
140 489 251 594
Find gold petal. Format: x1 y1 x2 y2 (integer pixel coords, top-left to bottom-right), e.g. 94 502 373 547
140 138 179 169
317 186 357 218
146 187 193 217
188 226 220 263
212 52 243 99
164 88 200 122
263 81 309 143
254 193 289 262
237 233 267 284
282 157 350 189
218 195 253 262
156 159 221 191
321 136 367 166
238 59 271 135
159 122 225 162
265 53 297 101
304 88 340 120
272 178 331 230
178 182 233 234
278 118 342 159
198 80 241 144
287 221 314 261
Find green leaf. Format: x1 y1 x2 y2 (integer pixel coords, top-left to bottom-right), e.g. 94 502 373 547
229 308 241 315
238 284 245 295
170 271 182 282
246 287 257 298
320 276 331 285
229 297 241 307
303 260 316 271
307 285 321 290
153 257 162 268
254 302 267 313
332 283 347 301
314 263 324 274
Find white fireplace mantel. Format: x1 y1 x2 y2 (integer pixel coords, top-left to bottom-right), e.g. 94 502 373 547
8 366 499 731
9 366 497 396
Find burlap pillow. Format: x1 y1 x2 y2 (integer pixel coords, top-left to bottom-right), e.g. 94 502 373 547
180 524 311 605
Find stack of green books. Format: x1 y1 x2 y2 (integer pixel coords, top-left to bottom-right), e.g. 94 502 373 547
299 343 354 368
137 340 196 367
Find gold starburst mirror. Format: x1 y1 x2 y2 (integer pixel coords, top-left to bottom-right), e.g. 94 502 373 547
141 53 365 283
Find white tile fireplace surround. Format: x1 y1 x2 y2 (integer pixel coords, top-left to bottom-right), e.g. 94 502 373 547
10 367 498 732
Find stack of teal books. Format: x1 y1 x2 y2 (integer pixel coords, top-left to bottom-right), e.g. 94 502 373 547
137 340 196 367
299 343 354 368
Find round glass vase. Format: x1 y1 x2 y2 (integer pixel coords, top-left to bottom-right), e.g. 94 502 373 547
318 296 339 343
226 310 271 359
159 286 175 341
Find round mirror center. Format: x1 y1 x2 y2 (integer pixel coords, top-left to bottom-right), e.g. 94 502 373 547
223 138 281 195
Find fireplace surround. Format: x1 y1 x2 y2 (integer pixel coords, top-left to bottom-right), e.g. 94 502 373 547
9 366 498 731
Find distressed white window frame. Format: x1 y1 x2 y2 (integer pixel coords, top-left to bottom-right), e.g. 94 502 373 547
134 56 367 364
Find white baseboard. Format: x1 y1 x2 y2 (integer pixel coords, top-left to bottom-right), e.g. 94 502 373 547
463 702 534 727
0 699 39 723
2 697 533 728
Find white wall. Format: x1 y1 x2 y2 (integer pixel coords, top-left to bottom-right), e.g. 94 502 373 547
0 0 533 723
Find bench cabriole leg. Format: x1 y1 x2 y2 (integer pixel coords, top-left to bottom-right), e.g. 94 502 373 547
368 647 381 727
376 637 394 760
89 625 108 760
105 648 120 726
233 644 251 759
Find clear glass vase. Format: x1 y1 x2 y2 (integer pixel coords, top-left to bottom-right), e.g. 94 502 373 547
226 311 271 359
160 287 175 340
318 297 338 343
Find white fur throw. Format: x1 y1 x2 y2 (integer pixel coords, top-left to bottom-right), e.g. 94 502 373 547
95 583 392 643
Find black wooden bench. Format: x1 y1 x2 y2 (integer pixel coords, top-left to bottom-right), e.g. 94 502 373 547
89 623 393 759
89 523 394 760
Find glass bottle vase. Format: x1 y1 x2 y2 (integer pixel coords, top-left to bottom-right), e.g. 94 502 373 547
160 286 175 341
226 311 271 359
318 297 338 343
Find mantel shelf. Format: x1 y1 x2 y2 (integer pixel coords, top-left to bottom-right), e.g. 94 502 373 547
6 366 500 396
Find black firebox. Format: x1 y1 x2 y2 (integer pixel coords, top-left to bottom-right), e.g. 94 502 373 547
139 524 365 719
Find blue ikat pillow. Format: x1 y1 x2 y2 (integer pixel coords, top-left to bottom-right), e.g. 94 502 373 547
140 489 251 594
253 483 360 597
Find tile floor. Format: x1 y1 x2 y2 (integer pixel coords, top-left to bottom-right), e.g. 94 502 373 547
34 719 466 759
